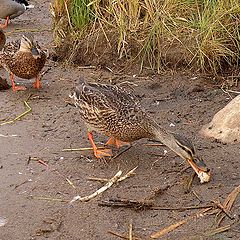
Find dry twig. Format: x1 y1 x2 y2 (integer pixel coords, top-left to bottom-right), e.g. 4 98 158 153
222 185 240 212
87 177 109 183
99 198 154 210
53 170 77 189
70 170 122 203
150 207 212 239
62 147 105 152
66 178 76 189
225 89 240 94
87 166 138 183
129 219 133 240
151 219 188 239
216 184 240 226
108 230 129 239
118 167 138 182
204 225 231 237
70 167 138 203
99 198 213 211
212 200 234 220
0 94 32 126
28 157 48 168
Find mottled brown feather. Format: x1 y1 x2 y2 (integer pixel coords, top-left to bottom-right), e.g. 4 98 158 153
73 82 152 142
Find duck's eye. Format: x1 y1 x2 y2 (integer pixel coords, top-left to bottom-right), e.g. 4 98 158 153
177 142 194 157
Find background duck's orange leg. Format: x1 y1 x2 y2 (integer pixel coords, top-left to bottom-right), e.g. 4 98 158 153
0 16 10 29
10 72 26 91
33 75 42 89
106 137 130 148
88 132 112 158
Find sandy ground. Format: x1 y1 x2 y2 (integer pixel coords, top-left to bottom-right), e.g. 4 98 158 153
0 1 239 239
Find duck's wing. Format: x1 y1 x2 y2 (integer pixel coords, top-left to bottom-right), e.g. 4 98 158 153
3 40 20 56
75 82 141 113
0 40 19 70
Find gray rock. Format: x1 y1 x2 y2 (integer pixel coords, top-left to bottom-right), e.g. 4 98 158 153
201 95 240 143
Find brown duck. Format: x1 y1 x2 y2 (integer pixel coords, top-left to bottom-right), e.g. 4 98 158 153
71 80 211 183
0 33 46 91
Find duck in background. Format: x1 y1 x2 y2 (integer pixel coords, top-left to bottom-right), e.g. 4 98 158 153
70 80 211 184
0 30 6 50
0 33 47 91
0 0 34 28
0 29 11 90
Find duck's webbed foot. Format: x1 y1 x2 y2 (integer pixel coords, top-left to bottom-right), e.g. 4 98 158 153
106 137 130 149
88 132 113 159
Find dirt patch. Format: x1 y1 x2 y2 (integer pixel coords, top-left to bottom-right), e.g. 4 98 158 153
0 1 239 240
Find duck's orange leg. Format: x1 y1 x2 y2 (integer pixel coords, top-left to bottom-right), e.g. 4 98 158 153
0 16 10 29
106 137 130 148
10 73 26 91
33 75 42 89
88 132 113 158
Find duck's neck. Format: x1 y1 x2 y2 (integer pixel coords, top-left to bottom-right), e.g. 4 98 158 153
146 117 211 183
147 118 191 161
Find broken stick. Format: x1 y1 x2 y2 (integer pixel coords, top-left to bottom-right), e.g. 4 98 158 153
87 166 138 183
0 94 32 126
70 170 122 203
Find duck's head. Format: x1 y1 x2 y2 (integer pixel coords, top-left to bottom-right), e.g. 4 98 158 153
69 77 87 104
19 33 41 59
69 84 84 108
173 133 211 183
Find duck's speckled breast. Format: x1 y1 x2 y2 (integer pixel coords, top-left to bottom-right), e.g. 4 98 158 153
9 51 46 79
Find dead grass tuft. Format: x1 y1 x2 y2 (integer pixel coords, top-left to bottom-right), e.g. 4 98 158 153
52 0 240 74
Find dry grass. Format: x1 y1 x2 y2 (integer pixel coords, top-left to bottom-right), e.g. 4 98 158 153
52 0 240 74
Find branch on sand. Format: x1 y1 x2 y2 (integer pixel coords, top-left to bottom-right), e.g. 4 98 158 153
0 94 32 126
150 184 240 239
70 167 138 203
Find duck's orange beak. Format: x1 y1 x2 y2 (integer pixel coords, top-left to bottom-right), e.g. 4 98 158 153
187 156 211 183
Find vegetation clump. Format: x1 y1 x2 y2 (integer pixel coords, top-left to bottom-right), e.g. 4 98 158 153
52 0 240 74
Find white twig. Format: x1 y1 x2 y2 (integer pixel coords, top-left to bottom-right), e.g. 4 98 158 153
87 166 138 183
70 170 122 203
118 166 138 182
225 89 240 94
